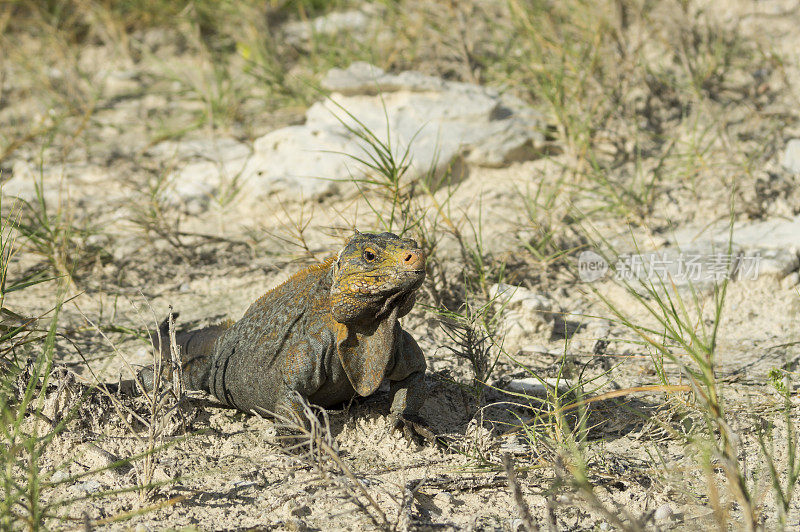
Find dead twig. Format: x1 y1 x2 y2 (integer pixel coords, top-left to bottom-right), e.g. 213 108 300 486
270 395 391 530
505 384 692 435
503 454 538 532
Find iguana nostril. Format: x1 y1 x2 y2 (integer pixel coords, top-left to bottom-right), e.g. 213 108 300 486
403 251 424 268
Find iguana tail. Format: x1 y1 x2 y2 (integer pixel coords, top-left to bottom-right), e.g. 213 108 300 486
141 313 232 392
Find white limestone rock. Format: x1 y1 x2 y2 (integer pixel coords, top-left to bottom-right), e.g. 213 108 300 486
158 63 547 206
781 271 800 289
671 216 800 255
148 138 251 211
504 377 573 396
239 63 546 201
754 248 799 279
616 243 743 292
4 159 116 206
654 503 674 522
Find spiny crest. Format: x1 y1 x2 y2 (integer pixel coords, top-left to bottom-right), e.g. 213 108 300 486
254 257 336 307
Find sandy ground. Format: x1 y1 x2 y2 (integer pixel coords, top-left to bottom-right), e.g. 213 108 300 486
3 0 800 530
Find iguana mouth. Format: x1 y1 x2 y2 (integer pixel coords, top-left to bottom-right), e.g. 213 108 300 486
353 282 422 297
360 268 425 276
340 268 425 289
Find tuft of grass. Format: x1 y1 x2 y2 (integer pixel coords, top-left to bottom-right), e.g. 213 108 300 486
1 295 65 529
271 394 391 530
0 195 55 363
517 177 580 267
1 188 190 527
0 193 77 528
438 295 502 406
576 216 792 529
325 96 422 238
494 0 775 228
487 202 799 528
134 312 190 502
756 371 800 530
129 166 191 255
9 168 107 285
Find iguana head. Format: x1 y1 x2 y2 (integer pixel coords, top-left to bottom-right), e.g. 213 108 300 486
330 231 426 324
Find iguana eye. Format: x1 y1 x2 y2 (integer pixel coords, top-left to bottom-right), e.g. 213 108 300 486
363 249 376 262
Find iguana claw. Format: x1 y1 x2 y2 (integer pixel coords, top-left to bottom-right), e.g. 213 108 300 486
391 413 436 445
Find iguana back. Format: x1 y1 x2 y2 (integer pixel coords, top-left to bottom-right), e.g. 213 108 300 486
207 259 343 414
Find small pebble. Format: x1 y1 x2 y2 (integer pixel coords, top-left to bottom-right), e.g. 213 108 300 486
498 434 527 454
505 377 573 396
86 233 110 247
586 319 611 338
284 501 311 518
285 518 308 532
50 470 70 483
75 479 102 494
781 271 799 289
519 344 549 355
654 503 674 521
291 504 311 517
781 138 800 173
433 491 454 506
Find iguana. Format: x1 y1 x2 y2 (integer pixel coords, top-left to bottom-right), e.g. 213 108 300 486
142 231 432 441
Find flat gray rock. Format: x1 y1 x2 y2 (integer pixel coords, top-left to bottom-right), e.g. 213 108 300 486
614 243 745 291
5 160 120 206
755 248 800 279
489 283 553 317
613 243 797 289
321 62 449 95
722 216 800 253
671 215 800 258
663 216 800 283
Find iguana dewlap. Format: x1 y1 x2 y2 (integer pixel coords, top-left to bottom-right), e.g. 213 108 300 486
148 231 430 437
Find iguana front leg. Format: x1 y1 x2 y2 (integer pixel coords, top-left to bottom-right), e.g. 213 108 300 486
387 330 435 443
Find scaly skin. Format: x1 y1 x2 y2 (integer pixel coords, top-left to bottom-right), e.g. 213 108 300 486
147 231 431 441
